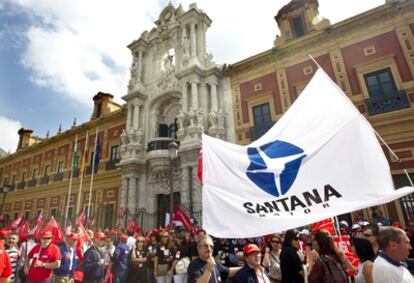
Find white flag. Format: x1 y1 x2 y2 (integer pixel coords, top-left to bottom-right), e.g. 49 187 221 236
202 68 413 238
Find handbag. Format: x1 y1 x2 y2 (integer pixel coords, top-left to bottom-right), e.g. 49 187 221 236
158 263 170 276
175 257 190 275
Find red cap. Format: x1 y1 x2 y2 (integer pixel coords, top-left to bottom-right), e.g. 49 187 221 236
40 230 53 239
94 232 106 240
119 234 128 242
108 229 117 236
0 230 9 238
68 232 79 240
243 244 260 255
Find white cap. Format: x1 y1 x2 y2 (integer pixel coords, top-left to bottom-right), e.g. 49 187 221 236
351 224 361 230
299 229 310 236
340 220 349 227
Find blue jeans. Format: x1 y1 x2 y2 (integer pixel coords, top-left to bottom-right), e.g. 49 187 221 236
114 269 127 283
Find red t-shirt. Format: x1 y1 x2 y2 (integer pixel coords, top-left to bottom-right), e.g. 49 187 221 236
27 244 61 282
0 250 12 278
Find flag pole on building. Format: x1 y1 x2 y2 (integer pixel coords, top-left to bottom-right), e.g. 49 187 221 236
64 135 78 228
87 128 100 220
76 131 89 215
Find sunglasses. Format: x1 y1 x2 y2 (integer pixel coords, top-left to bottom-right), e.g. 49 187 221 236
363 233 374 237
271 240 280 244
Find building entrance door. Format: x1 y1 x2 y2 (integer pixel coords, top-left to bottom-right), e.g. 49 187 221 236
157 192 180 227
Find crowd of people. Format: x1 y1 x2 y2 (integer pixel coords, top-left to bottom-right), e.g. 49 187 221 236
0 218 413 283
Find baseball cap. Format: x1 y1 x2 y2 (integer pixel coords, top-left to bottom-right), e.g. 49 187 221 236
299 229 310 236
351 224 361 230
41 230 53 239
340 220 349 227
68 232 79 240
119 234 128 242
243 244 260 255
94 232 106 240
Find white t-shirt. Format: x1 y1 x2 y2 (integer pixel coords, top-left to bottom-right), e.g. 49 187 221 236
373 253 414 283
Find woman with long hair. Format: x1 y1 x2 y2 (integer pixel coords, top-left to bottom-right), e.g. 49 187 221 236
353 237 375 283
308 230 349 283
126 236 148 283
262 234 282 283
154 231 175 283
280 229 305 283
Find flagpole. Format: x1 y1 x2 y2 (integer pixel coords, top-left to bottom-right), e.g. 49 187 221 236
64 135 78 228
87 128 99 220
76 131 89 215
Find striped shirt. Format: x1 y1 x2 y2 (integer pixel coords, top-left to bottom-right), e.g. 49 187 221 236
5 246 20 283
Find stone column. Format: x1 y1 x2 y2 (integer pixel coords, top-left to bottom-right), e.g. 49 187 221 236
190 23 196 57
120 177 129 223
210 83 218 112
182 82 188 112
128 177 137 216
137 51 143 82
133 104 140 130
180 166 189 205
126 104 133 131
201 83 208 128
191 81 198 110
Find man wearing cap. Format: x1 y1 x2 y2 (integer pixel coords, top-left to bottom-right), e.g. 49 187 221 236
5 232 20 283
233 244 270 283
82 232 106 283
111 234 129 283
187 235 241 283
53 233 78 283
24 230 61 283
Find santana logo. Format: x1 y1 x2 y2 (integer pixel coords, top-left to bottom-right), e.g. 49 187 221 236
246 140 306 197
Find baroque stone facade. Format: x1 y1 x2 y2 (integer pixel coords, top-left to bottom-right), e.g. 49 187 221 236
119 3 235 227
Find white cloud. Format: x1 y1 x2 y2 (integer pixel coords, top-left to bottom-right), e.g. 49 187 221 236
0 116 21 153
6 0 384 105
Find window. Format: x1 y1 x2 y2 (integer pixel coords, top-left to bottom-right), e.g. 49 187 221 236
89 152 95 167
57 161 65 174
68 207 74 220
21 172 26 182
24 211 30 219
169 120 177 139
11 175 16 185
364 68 397 97
253 103 272 126
32 168 38 180
50 208 57 218
293 16 305 38
110 146 119 161
44 165 51 177
158 124 169 137
3 178 7 186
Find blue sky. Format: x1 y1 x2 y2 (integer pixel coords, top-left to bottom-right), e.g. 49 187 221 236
0 0 384 153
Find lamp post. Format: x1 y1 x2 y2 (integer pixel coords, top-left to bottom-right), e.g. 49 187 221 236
168 141 178 225
1 184 10 226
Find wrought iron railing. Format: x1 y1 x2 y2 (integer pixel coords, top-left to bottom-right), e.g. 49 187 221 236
365 90 410 115
249 121 275 141
147 138 180 152
40 176 49 185
17 182 25 190
53 172 64 182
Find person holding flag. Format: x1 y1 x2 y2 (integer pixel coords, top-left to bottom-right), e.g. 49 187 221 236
24 230 61 283
53 232 78 283
82 232 105 283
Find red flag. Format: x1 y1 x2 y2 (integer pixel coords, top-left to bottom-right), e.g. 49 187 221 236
7 213 23 231
197 142 202 184
87 217 95 228
127 218 136 232
44 216 64 244
32 212 44 241
172 206 192 232
311 218 335 235
65 222 72 236
76 221 91 261
19 220 30 242
76 208 86 225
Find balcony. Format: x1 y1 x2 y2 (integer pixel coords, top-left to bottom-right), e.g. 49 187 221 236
68 168 79 178
40 176 49 185
147 137 180 152
17 182 25 190
249 121 275 141
53 172 64 182
365 90 411 116
85 166 98 176
105 159 119 171
28 179 37 188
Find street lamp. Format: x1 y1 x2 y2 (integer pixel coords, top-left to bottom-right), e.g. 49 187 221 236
1 184 10 222
168 141 179 225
